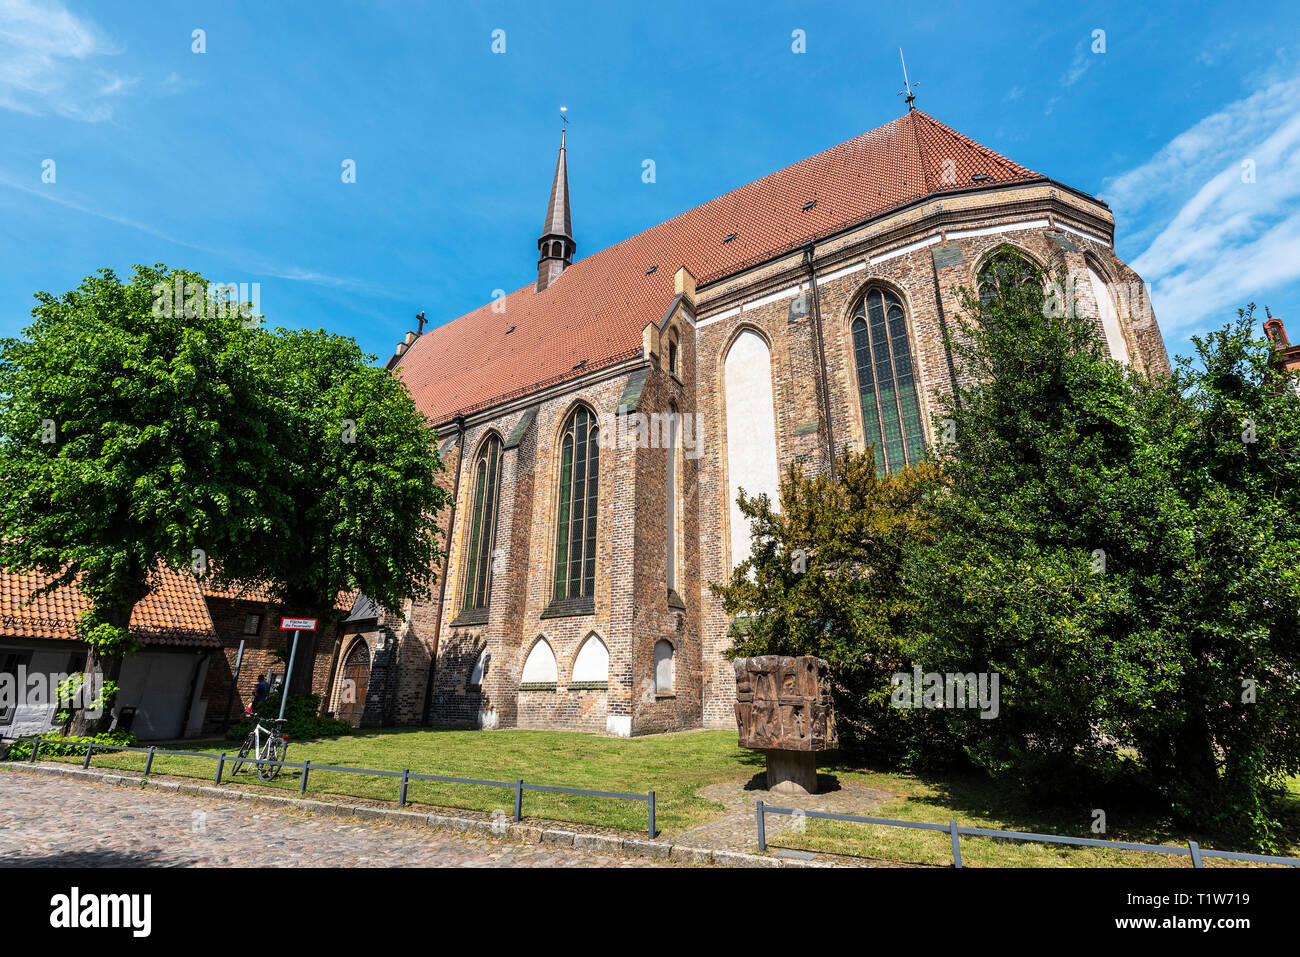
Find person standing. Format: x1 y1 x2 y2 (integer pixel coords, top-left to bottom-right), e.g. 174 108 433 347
250 673 271 714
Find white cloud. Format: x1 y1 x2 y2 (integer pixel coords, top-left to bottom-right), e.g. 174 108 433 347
0 0 135 121
0 171 399 297
1061 44 1092 88
1104 72 1300 340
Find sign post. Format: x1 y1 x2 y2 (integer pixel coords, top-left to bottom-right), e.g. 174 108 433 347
278 618 318 721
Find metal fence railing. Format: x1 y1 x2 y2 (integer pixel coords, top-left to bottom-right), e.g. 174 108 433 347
754 801 1300 868
5 736 656 839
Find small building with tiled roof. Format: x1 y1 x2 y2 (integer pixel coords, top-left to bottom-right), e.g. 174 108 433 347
196 583 381 730
0 566 221 739
0 562 381 739
343 106 1173 736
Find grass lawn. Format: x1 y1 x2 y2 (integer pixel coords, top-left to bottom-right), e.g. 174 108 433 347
25 728 763 836
777 755 1300 867
17 728 1300 867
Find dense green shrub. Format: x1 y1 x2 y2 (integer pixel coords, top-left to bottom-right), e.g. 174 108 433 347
712 450 950 763
2 729 137 761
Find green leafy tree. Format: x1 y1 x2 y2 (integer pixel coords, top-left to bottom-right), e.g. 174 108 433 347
919 252 1300 845
711 451 946 759
218 328 451 691
1134 312 1300 842
1 265 449 732
913 255 1178 790
0 265 284 733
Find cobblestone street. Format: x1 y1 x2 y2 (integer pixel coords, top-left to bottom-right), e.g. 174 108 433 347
0 771 682 868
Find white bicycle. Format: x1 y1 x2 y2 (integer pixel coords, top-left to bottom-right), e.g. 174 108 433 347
231 716 289 783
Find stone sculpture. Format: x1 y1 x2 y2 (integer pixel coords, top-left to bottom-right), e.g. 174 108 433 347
734 655 837 795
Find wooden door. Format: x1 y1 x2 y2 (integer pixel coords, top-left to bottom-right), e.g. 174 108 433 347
337 641 370 726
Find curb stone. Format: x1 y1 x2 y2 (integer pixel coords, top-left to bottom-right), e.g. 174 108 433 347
669 844 713 865
622 839 672 859
574 833 624 854
712 848 780 867
509 823 544 843
0 762 831 867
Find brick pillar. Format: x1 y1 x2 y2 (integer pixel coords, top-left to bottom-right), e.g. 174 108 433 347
480 422 537 730
606 406 640 737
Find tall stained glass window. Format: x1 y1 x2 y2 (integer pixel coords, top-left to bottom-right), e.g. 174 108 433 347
462 435 503 612
851 288 925 473
553 406 599 602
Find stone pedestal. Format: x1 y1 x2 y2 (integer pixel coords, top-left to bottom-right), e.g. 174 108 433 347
765 749 817 796
734 655 838 797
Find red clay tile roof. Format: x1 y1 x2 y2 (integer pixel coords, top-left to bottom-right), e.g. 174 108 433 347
396 110 1043 425
0 566 220 648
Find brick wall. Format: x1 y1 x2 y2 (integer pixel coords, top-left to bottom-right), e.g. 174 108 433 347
404 184 1170 737
693 201 1169 728
198 597 342 734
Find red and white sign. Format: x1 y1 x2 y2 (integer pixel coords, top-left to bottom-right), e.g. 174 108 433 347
280 617 318 631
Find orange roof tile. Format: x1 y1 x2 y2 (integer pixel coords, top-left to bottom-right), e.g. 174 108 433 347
0 566 220 648
396 110 1043 424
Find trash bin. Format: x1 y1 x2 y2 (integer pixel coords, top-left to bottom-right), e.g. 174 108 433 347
117 706 137 732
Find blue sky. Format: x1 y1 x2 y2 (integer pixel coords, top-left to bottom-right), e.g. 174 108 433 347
1 0 1297 363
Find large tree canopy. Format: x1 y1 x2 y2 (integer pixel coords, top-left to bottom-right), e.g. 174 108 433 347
0 265 448 731
0 266 280 619
226 327 451 617
919 270 1300 848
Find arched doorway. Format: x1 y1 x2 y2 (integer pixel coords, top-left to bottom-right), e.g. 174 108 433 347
336 640 370 726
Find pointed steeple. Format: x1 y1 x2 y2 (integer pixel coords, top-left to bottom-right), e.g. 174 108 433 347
537 129 575 292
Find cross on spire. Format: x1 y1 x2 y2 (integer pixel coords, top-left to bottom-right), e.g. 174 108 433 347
898 48 918 111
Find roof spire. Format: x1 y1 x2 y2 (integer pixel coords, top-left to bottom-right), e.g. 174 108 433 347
897 48 918 112
537 125 575 292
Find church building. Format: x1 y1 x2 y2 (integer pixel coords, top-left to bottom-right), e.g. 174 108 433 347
332 106 1171 736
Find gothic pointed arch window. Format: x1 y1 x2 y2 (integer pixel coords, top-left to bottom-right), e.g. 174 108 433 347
977 246 1042 307
468 649 489 690
571 633 609 687
851 288 925 473
461 434 504 614
724 329 780 569
1086 262 1130 364
521 638 557 689
552 405 599 605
